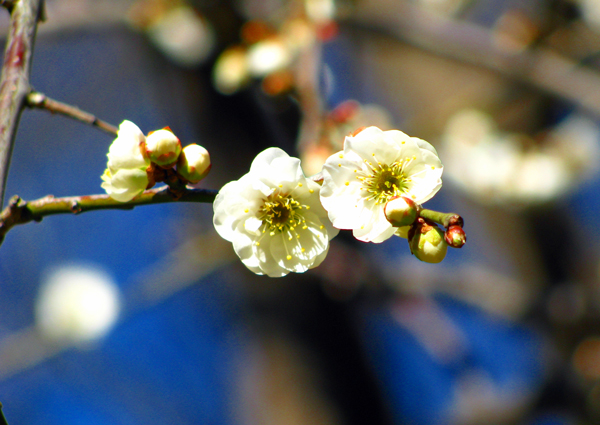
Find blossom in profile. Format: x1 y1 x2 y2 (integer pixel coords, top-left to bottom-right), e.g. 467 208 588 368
213 148 338 277
101 120 151 202
320 126 443 243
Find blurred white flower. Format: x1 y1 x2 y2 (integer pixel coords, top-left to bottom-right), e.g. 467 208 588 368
441 109 600 206
144 5 215 68
101 120 151 202
247 38 292 77
36 265 121 344
320 126 443 243
304 0 336 24
213 47 250 95
578 0 600 31
213 148 338 277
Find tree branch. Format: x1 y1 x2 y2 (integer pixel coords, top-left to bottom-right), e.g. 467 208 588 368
0 401 8 425
0 0 44 209
347 0 600 117
0 186 218 246
25 92 118 135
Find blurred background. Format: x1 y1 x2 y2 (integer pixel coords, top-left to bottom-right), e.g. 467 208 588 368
1 0 600 423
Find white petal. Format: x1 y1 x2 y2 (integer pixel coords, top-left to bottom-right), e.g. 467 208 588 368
107 121 148 170
345 127 399 164
213 181 250 242
244 216 263 234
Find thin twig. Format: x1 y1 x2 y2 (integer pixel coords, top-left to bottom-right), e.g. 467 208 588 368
347 0 600 117
25 91 118 135
0 186 218 246
0 0 44 209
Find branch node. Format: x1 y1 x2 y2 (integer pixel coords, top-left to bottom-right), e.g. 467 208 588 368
447 214 464 228
70 200 81 214
25 90 45 106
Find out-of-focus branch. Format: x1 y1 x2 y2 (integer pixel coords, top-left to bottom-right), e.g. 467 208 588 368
0 187 218 246
0 0 44 209
0 402 7 425
294 41 324 152
347 0 600 117
26 92 118 135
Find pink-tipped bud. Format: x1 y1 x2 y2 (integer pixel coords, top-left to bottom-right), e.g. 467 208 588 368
176 144 211 183
145 127 182 168
384 196 418 227
409 221 448 264
445 225 466 248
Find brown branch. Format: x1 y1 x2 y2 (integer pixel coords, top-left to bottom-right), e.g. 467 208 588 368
0 186 218 246
294 41 325 153
347 0 600 118
0 0 44 209
25 91 118 135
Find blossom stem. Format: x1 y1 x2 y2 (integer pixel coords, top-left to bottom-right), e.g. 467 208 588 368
0 187 218 246
25 92 118 135
418 208 463 229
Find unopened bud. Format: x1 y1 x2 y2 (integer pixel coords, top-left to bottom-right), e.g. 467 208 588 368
445 225 466 248
176 144 211 183
384 196 418 227
409 222 448 264
146 127 182 168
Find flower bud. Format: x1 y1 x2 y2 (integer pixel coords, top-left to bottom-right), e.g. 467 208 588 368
145 127 182 168
445 225 467 248
384 196 418 227
176 143 211 183
409 222 448 263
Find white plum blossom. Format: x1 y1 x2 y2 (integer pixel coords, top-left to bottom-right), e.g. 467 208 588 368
213 148 338 277
320 126 443 243
101 120 151 202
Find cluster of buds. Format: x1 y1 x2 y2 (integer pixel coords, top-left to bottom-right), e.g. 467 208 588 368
145 127 211 186
101 121 211 202
384 195 466 263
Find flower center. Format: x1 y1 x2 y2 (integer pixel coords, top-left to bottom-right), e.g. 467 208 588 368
362 162 409 204
259 191 306 234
